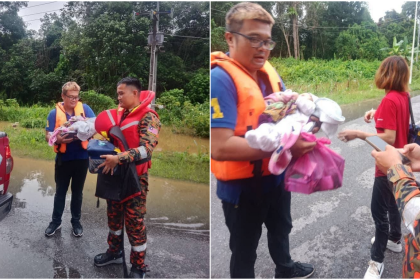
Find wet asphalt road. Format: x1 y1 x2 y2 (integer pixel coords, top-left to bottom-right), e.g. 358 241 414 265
211 95 420 278
0 160 209 279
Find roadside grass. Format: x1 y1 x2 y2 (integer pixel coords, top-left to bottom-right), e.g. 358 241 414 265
3 126 55 160
286 79 420 105
150 151 209 184
3 125 209 184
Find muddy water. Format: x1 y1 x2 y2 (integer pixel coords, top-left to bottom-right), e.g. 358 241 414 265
9 157 209 232
158 126 209 154
341 90 420 122
0 121 209 154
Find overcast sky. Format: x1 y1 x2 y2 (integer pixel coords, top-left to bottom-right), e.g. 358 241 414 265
18 1 409 32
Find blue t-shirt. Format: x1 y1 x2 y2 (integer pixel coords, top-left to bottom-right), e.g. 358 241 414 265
46 103 96 162
211 65 286 205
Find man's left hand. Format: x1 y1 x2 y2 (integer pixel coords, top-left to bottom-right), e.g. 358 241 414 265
371 145 402 174
290 135 316 158
98 155 119 175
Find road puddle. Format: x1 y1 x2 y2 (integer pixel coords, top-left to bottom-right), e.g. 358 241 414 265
8 157 209 233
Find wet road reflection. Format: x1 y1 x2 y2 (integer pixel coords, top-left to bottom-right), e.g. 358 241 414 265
9 157 209 231
0 157 209 278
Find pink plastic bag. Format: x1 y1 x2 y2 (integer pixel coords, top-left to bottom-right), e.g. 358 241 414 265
285 132 345 194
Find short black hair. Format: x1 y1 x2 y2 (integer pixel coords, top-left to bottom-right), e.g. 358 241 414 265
117 77 142 92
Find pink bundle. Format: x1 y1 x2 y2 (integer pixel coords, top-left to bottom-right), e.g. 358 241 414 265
284 132 345 194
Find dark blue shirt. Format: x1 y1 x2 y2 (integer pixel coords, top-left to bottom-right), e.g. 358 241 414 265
46 103 96 162
211 64 286 205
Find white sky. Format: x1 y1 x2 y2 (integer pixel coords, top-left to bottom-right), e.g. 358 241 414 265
366 0 404 22
17 0 409 32
18 1 66 32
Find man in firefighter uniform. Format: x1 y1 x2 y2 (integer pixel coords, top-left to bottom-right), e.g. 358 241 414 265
211 2 318 278
45 81 96 237
93 77 160 278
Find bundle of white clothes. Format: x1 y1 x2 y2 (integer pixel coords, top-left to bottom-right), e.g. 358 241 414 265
245 90 345 152
48 116 97 146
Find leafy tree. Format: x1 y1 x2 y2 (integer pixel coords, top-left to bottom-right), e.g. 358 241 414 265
185 69 209 104
380 36 419 62
0 39 35 103
0 1 27 51
335 23 387 60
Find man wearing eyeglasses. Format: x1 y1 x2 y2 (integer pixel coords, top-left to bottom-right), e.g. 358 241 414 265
211 2 316 278
44 81 95 237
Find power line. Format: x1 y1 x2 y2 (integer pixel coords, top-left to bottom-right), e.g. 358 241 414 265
210 8 226 14
25 18 46 23
211 7 410 30
21 2 58 10
21 9 62 18
164 34 209 40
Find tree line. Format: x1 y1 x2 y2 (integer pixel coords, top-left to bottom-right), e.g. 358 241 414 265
0 1 209 105
211 1 419 61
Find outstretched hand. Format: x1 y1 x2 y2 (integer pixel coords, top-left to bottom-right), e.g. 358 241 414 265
338 130 359 142
364 109 376 123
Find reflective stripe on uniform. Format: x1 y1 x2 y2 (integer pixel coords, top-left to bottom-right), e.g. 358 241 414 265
121 121 139 131
403 197 420 237
106 110 116 126
132 243 147 252
137 146 147 159
109 229 122 236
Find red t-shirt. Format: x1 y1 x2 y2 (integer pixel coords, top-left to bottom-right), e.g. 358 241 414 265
374 90 410 177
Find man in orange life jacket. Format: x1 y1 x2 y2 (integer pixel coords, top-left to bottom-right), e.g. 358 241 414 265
45 81 96 237
211 3 320 278
93 77 161 278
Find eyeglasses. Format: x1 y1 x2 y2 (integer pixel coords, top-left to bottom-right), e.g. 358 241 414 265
230 31 276 50
64 94 80 101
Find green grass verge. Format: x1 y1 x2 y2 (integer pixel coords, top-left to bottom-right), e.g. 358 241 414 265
3 126 209 184
149 152 209 184
286 79 420 105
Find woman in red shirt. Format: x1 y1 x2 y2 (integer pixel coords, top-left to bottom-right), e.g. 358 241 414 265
338 56 410 279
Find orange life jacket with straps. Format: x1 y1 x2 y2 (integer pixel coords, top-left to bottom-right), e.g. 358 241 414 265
97 91 159 176
210 51 282 181
54 102 88 153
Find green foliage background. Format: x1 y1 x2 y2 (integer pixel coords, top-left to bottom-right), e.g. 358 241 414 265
0 1 209 137
211 1 419 62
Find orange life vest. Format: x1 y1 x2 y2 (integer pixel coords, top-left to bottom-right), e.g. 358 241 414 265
54 102 88 153
97 91 159 176
210 51 282 181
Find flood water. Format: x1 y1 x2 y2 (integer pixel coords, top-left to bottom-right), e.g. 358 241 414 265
0 121 209 155
9 157 209 232
157 126 209 154
341 90 420 122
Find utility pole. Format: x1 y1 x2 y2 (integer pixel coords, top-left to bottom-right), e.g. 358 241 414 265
417 20 419 62
410 1 418 84
134 3 173 108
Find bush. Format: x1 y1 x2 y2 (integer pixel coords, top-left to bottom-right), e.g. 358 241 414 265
21 118 45 128
182 101 209 137
270 57 382 86
185 69 210 104
156 89 209 138
156 89 185 123
80 90 116 114
5 99 19 108
0 105 51 123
